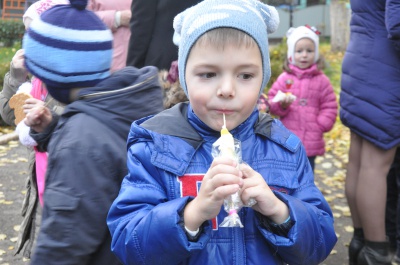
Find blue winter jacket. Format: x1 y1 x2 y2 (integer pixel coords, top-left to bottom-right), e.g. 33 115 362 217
107 103 337 265
340 0 400 150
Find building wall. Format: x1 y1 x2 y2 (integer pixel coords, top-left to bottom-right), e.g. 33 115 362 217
269 4 331 39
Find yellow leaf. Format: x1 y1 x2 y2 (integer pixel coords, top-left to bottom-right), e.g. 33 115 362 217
321 162 333 169
322 189 332 194
17 157 28 162
13 225 20 232
0 234 6 240
333 205 350 212
333 212 341 218
345 226 354 233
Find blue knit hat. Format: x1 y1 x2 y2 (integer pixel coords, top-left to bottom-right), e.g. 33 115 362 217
173 0 279 97
23 0 113 104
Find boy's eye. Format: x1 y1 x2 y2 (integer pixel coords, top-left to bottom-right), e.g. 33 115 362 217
239 73 253 80
200 72 216 78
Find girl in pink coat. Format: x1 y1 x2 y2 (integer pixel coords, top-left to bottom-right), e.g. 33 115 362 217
268 25 337 171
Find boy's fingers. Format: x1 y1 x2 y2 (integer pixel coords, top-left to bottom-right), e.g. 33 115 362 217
240 163 255 177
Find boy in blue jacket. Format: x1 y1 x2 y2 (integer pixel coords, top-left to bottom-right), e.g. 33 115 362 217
107 0 337 264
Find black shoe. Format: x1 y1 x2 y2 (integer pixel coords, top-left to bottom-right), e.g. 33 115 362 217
357 241 392 265
349 236 364 265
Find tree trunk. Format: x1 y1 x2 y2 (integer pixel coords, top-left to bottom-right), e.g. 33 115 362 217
330 1 350 52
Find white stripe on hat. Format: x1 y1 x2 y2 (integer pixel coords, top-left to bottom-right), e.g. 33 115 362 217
30 18 113 43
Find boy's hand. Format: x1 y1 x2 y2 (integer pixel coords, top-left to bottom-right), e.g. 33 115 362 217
24 105 52 133
23 98 45 114
240 164 289 224
183 157 243 230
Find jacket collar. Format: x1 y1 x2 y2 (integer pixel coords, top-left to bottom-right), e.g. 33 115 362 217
137 103 281 175
288 64 321 79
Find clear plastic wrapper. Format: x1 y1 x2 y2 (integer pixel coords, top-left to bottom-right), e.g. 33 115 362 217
211 114 256 228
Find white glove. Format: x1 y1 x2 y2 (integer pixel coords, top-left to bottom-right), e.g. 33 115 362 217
16 120 37 147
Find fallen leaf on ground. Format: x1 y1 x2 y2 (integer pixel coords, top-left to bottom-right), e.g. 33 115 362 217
345 226 354 233
321 162 333 169
333 212 341 218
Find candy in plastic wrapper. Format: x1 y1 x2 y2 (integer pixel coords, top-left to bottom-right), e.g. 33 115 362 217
212 114 244 228
272 90 297 103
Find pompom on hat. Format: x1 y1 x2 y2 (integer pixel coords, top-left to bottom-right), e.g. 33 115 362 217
23 0 113 104
286 25 320 65
173 0 280 97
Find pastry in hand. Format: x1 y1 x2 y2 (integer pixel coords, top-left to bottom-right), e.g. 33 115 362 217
9 92 32 125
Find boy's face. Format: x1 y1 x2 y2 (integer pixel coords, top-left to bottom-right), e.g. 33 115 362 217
293 38 315 69
185 42 262 131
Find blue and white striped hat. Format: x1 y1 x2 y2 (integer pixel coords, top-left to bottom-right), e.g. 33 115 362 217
173 0 280 97
23 0 113 104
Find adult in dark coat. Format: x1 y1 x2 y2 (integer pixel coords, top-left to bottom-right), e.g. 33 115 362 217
126 0 202 71
340 0 400 264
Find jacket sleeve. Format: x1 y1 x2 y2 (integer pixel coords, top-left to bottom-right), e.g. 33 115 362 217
0 63 29 125
30 128 124 264
386 0 400 52
107 141 212 265
316 75 338 133
260 144 337 265
267 74 292 118
29 111 59 152
126 0 158 68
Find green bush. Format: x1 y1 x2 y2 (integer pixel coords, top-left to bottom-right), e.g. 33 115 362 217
0 19 25 47
0 44 21 91
266 39 287 93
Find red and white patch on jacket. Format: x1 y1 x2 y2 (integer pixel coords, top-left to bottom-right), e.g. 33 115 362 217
178 174 218 229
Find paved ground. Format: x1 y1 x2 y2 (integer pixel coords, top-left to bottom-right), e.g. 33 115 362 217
0 129 353 265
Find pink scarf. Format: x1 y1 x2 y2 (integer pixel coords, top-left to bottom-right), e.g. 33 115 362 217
30 78 48 207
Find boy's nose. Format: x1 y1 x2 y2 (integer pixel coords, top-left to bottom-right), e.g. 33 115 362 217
217 77 235 98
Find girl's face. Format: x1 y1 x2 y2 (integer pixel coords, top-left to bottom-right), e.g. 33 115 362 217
293 38 315 69
185 42 262 131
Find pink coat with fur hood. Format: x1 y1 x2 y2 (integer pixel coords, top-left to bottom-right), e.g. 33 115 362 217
268 64 337 157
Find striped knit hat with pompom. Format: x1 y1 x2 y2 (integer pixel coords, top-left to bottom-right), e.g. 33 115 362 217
23 0 113 104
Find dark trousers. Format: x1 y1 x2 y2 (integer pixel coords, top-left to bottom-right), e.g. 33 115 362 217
308 156 316 172
385 148 400 253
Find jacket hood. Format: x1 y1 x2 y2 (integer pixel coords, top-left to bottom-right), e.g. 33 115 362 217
62 66 164 140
